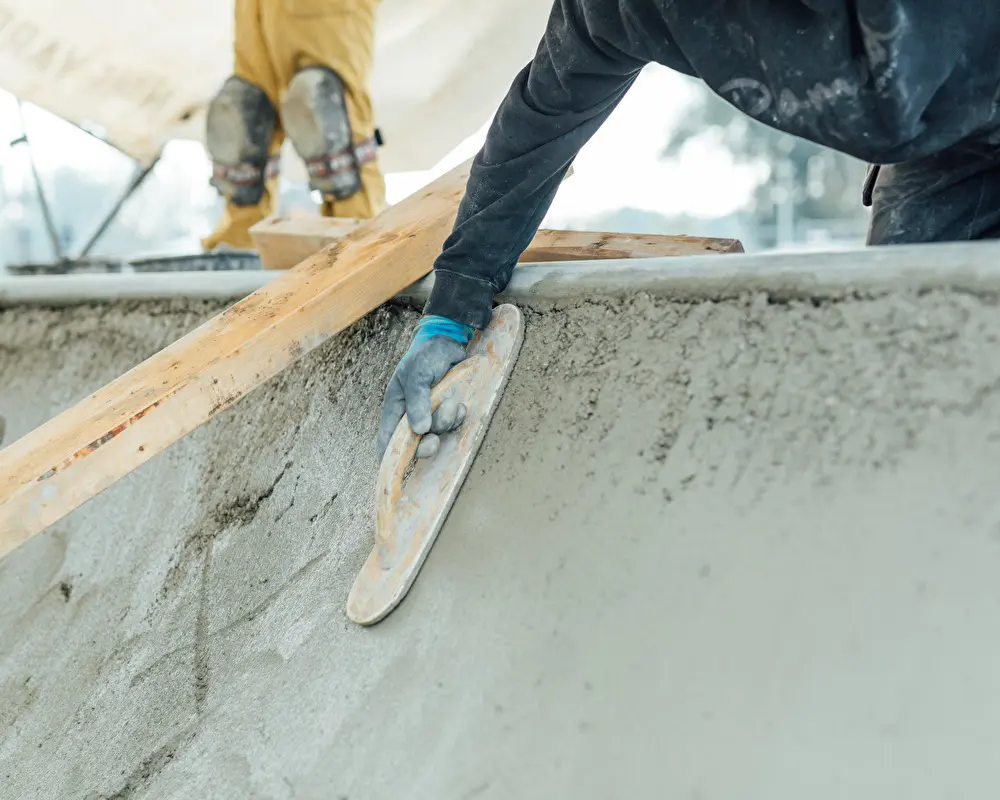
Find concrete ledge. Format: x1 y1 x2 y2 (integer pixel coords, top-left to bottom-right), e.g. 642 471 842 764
5 272 1000 795
3 241 1000 309
0 271 277 307
499 240 1000 303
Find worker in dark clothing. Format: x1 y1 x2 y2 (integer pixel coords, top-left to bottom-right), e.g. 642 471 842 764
378 0 1000 457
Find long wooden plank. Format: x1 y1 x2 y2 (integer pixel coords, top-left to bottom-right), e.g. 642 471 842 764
0 160 474 556
250 216 743 271
521 229 743 262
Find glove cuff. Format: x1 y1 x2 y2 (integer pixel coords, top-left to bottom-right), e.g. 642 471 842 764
414 315 475 347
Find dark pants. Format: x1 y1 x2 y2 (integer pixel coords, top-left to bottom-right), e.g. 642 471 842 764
866 140 1000 245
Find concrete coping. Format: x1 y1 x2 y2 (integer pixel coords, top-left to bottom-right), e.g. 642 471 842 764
2 240 1000 309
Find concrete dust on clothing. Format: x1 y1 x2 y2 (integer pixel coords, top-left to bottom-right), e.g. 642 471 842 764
1 288 1000 798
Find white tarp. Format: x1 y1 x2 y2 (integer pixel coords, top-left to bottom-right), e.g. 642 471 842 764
0 0 550 172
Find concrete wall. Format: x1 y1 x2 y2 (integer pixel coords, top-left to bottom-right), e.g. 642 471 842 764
2 287 1000 798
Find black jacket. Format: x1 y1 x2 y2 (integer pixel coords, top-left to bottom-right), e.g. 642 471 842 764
425 0 1000 328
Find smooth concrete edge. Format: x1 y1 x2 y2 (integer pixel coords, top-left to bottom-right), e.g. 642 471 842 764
0 271 278 307
3 241 1000 309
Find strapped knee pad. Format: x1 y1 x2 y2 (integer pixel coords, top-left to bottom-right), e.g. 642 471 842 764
282 66 378 201
206 76 279 206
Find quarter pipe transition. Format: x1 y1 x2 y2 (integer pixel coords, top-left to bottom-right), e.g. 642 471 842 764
2 245 1000 797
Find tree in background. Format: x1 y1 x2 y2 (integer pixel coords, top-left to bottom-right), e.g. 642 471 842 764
662 88 870 247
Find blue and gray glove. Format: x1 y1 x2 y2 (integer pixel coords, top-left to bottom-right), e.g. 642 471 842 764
377 315 475 461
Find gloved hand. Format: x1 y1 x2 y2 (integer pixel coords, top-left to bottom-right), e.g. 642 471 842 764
377 315 475 461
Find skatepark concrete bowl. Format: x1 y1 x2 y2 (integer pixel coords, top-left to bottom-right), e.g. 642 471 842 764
2 242 1000 798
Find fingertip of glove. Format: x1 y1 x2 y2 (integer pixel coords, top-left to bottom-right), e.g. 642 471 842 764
410 415 432 435
415 434 440 460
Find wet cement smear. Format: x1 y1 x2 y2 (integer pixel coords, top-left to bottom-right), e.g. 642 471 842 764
2 290 1000 797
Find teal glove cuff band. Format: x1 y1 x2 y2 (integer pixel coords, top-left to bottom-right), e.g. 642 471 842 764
414 315 475 347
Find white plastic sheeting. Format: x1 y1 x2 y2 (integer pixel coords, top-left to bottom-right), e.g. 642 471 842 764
0 0 550 171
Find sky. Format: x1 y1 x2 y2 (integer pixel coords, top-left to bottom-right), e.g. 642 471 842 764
383 64 764 224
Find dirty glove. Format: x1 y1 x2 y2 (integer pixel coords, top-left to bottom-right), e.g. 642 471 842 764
377 315 475 461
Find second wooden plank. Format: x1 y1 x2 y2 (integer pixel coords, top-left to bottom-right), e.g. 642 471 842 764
251 216 743 271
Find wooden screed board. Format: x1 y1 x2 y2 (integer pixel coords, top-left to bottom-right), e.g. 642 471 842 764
0 160 476 556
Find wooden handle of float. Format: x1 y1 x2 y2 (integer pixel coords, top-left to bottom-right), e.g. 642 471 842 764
375 357 484 546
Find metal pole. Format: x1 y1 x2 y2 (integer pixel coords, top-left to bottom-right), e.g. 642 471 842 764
13 101 64 262
76 155 161 259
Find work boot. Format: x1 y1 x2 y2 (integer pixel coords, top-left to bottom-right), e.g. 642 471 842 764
319 162 387 220
202 179 278 251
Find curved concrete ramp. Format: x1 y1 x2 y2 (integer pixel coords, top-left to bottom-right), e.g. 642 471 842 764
2 270 1000 797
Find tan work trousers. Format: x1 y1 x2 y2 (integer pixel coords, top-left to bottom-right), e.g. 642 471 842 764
204 0 386 250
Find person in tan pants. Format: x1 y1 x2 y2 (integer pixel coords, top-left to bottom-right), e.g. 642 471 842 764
202 0 387 251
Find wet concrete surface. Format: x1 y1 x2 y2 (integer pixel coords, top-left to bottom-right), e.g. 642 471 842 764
2 288 1000 798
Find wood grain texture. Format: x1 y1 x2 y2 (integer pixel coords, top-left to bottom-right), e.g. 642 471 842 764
521 230 743 262
251 217 743 271
250 215 365 271
0 160 474 556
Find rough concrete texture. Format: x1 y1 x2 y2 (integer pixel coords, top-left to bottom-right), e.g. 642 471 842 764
2 288 1000 798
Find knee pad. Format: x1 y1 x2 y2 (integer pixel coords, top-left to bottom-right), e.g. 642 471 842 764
282 66 378 201
206 76 278 206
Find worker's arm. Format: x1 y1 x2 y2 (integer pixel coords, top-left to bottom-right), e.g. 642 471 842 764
377 0 673 458
422 0 658 330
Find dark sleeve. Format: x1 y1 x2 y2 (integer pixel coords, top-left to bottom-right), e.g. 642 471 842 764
423 0 647 329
